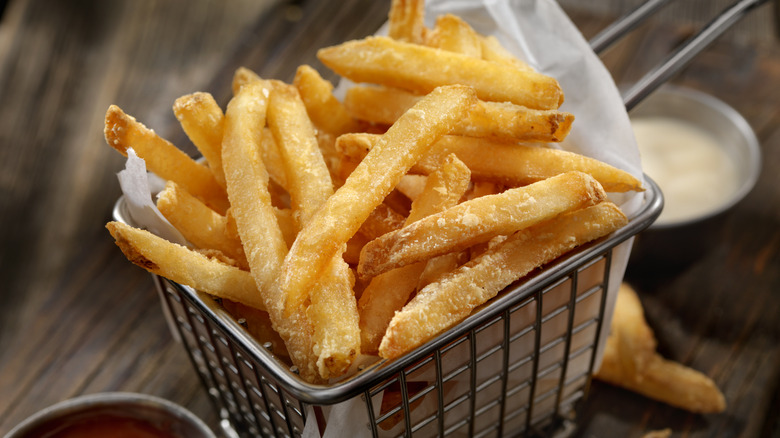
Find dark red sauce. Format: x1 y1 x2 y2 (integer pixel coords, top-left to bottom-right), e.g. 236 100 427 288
21 413 181 438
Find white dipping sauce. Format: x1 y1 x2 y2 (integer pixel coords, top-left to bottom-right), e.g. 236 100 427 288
631 117 739 225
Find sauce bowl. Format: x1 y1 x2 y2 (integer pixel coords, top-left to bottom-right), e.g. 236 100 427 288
627 85 761 268
5 392 216 438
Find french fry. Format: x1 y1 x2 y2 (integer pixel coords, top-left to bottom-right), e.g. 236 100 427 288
268 82 360 378
106 221 265 311
157 181 247 269
611 283 657 379
293 65 359 178
596 284 726 413
343 85 419 127
225 205 296 250
308 256 359 378
416 249 469 291
257 127 289 190
425 13 481 58
463 100 573 142
317 36 563 109
293 65 360 136
358 171 608 279
232 66 263 95
278 85 476 314
173 92 226 188
222 80 320 382
268 84 334 229
344 85 574 142
336 133 643 193
104 105 230 214
387 0 427 44
358 154 471 353
378 202 628 359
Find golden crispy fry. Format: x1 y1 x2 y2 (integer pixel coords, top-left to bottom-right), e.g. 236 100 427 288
388 0 427 44
222 80 320 382
268 81 360 378
416 136 644 192
256 127 289 190
598 345 726 414
278 85 476 314
104 105 229 214
293 65 359 179
106 221 265 311
416 250 469 291
358 171 608 279
463 100 573 142
268 84 334 228
173 92 226 188
344 85 573 142
157 181 248 269
358 154 471 353
479 35 534 71
293 65 360 136
596 284 726 413
232 66 263 95
404 154 471 223
425 13 481 57
378 202 628 359
611 283 657 378
336 133 643 193
309 256 359 378
317 36 563 109
343 86 419 127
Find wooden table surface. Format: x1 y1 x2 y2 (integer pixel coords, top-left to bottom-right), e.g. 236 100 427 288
0 0 777 437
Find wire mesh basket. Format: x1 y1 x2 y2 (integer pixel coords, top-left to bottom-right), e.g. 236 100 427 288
113 176 662 438
108 0 771 432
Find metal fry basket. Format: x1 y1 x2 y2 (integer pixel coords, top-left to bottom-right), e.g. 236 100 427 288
108 0 774 433
112 177 662 438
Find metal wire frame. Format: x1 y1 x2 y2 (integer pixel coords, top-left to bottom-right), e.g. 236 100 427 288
588 0 773 110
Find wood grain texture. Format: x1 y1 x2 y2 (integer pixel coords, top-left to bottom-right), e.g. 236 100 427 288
0 0 777 436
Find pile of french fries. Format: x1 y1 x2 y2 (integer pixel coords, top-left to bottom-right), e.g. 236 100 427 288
104 0 643 384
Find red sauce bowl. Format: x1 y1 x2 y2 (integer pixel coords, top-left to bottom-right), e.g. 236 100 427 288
6 392 215 438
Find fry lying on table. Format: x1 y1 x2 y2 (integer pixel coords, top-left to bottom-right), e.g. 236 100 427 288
595 283 726 414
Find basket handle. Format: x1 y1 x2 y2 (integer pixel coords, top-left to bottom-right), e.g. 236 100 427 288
588 0 774 110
